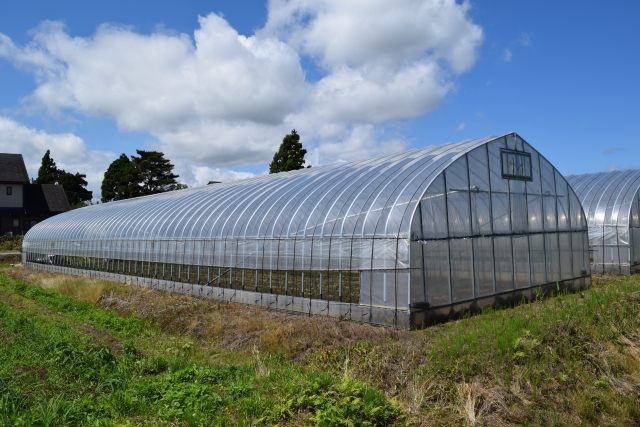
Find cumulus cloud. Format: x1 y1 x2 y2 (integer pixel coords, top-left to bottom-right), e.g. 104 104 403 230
502 49 512 62
307 124 408 166
263 0 482 73
0 116 115 197
456 122 466 131
0 0 483 176
1 17 306 130
176 162 256 187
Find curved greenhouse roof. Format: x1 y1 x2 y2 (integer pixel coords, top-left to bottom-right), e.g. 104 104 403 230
24 133 591 328
566 170 640 274
26 137 495 242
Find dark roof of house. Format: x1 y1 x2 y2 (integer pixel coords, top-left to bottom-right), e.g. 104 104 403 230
42 184 71 212
24 184 71 214
0 153 30 183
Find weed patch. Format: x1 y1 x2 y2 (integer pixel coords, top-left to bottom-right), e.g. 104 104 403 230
0 235 22 251
259 374 405 426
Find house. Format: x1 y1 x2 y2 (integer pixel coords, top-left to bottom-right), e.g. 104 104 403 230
0 153 71 236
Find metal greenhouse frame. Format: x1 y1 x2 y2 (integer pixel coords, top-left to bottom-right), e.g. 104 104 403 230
23 133 591 328
566 170 640 275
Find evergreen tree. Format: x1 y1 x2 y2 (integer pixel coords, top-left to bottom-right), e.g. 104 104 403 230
131 150 181 195
101 150 184 202
101 154 141 202
35 150 60 184
269 129 309 173
57 172 93 207
35 150 92 207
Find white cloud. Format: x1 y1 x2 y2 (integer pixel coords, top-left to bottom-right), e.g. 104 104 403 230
263 0 482 74
303 62 450 124
607 162 640 172
307 124 408 166
0 1 483 175
155 121 289 168
500 33 531 63
176 163 256 187
519 33 532 47
2 17 306 130
0 116 115 198
456 122 466 131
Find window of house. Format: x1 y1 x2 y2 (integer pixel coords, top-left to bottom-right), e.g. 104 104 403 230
24 220 37 231
12 218 19 228
6 186 12 195
501 149 532 181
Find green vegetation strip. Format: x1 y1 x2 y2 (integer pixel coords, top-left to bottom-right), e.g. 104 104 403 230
0 235 22 251
310 277 640 425
3 267 640 426
0 272 403 426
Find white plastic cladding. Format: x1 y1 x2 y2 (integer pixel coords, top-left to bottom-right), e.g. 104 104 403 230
23 133 591 314
567 170 640 275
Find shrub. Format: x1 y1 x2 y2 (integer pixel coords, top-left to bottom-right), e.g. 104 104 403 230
0 235 22 251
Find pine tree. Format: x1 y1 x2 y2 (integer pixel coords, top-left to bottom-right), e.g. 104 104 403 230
101 154 141 202
57 172 93 206
35 150 60 184
101 150 184 202
35 150 92 207
131 150 180 195
269 129 308 173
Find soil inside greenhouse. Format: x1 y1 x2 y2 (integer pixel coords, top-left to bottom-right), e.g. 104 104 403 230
2 264 640 426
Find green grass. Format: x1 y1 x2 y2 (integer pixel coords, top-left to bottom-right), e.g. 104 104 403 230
0 271 404 426
308 276 640 425
3 266 640 425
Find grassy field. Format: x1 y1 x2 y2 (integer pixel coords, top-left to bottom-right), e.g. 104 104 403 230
1 264 640 426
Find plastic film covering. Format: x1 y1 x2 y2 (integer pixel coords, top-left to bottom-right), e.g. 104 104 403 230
567 170 640 274
23 133 591 327
410 134 590 310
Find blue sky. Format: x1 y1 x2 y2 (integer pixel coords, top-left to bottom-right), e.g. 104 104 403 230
0 1 638 198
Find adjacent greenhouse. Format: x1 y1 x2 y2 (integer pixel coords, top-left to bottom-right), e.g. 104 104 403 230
566 170 640 275
23 133 591 328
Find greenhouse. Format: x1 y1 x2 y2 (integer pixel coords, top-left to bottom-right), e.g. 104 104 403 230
566 170 640 275
22 132 591 328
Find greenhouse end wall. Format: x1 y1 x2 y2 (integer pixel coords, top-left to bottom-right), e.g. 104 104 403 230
408 135 591 325
567 170 640 275
22 133 591 329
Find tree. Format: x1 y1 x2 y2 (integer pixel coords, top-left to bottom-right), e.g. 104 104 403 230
101 150 185 203
35 150 93 207
131 150 181 196
269 129 309 173
101 154 141 203
35 150 60 184
57 172 93 207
